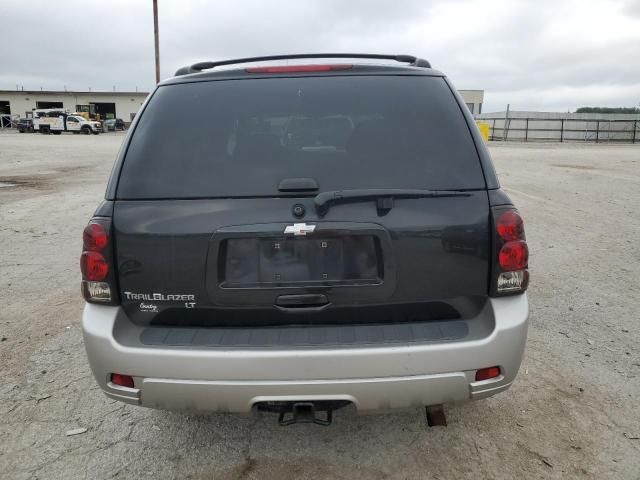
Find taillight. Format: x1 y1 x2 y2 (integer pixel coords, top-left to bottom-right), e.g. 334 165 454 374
83 223 108 251
80 251 109 280
80 218 117 304
496 210 524 241
491 208 529 295
246 64 353 73
498 240 528 271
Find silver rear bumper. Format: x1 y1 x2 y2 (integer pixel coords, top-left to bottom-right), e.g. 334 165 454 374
82 294 528 413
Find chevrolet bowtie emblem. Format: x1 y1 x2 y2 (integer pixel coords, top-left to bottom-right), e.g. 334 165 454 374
284 223 316 236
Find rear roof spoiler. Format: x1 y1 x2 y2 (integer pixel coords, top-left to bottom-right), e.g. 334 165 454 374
174 53 431 76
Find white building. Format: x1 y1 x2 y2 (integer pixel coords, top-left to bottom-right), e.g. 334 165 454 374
458 90 484 115
0 89 150 126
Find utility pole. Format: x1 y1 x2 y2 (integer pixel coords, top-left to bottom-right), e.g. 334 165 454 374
153 0 160 84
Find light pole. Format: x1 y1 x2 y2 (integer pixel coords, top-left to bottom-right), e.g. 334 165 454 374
153 0 160 84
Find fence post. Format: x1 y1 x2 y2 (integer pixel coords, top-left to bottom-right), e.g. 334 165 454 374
596 120 599 143
525 118 529 142
503 105 510 142
633 120 637 144
560 119 564 143
491 119 495 140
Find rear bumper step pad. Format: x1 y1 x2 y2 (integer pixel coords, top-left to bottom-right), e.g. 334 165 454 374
139 320 470 348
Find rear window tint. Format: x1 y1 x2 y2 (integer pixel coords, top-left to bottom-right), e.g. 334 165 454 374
117 75 484 199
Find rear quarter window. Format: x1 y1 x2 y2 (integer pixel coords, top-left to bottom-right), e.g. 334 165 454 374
117 75 485 199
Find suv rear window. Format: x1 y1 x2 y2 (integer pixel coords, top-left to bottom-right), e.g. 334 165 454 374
117 75 484 199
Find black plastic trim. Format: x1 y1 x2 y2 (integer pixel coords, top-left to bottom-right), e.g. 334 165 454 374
488 189 513 207
139 320 470 348
93 200 114 217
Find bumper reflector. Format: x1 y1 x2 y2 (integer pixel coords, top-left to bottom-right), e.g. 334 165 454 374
475 366 501 381
110 373 135 388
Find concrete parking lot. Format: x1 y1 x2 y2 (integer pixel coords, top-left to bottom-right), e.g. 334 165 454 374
1 131 639 479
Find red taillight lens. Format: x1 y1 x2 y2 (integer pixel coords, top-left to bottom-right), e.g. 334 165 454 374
475 366 501 381
110 373 135 388
492 206 529 295
81 218 117 304
246 64 353 73
83 222 108 251
81 251 109 281
498 241 529 271
496 210 525 241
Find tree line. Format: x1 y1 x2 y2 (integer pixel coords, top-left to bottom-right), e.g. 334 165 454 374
576 107 640 114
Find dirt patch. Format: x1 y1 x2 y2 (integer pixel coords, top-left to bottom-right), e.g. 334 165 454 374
0 166 92 197
552 164 597 170
0 177 42 189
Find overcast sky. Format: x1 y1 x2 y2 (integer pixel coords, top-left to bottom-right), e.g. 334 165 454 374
1 0 639 112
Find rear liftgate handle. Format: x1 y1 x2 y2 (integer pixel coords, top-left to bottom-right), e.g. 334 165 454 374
274 294 330 313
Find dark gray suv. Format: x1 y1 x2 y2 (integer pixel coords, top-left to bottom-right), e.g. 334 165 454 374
81 54 529 426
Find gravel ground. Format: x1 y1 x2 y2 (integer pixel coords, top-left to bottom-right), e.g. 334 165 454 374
0 131 639 479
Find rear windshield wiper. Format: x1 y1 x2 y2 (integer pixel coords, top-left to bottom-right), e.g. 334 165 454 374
314 188 471 217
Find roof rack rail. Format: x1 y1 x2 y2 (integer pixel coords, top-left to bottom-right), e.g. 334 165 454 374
174 53 431 76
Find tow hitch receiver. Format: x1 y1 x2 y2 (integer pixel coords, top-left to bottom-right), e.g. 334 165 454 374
256 400 351 426
279 402 332 426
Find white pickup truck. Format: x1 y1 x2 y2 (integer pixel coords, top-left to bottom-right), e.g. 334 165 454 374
33 109 102 135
